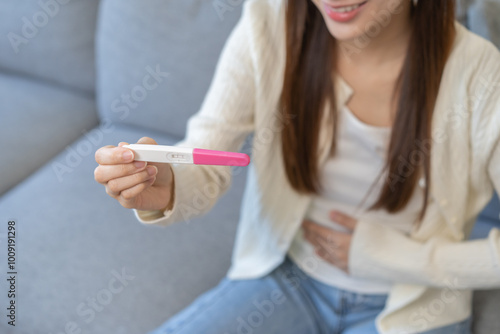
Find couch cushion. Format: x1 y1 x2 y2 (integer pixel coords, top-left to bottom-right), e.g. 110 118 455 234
96 0 244 138
456 0 470 25
0 73 98 195
467 0 500 48
479 192 500 222
473 289 500 333
0 0 100 93
0 123 247 334
470 192 500 239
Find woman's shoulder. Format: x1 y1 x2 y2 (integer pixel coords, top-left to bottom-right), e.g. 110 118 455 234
244 0 284 13
447 22 500 151
236 0 286 66
241 0 285 33
449 21 500 75
441 21 500 114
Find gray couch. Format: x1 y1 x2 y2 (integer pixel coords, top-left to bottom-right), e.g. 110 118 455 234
0 1 498 333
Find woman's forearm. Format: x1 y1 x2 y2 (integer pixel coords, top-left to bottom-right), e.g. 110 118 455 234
349 219 500 289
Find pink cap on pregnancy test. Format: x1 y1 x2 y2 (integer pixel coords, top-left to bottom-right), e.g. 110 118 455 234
192 148 250 166
123 144 250 167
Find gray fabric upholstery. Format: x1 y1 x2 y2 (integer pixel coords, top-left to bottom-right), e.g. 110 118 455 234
467 0 500 48
456 0 470 24
96 0 243 138
471 193 500 239
478 193 500 222
0 0 499 333
470 193 500 332
0 124 247 334
473 289 500 333
0 73 98 196
0 0 100 93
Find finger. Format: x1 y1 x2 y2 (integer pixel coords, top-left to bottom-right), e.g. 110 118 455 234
315 246 347 270
316 236 338 252
304 228 328 245
304 224 347 249
302 219 338 238
94 145 114 164
119 177 156 205
304 230 330 252
322 251 347 272
95 146 135 165
315 247 336 262
136 137 158 145
106 166 158 195
303 229 320 247
118 142 130 147
330 211 358 231
94 162 147 184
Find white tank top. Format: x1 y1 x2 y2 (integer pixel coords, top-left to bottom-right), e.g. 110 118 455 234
287 105 425 294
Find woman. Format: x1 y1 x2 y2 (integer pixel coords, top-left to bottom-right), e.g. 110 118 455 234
94 0 500 333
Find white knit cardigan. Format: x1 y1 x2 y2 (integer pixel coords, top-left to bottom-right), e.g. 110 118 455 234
135 0 500 332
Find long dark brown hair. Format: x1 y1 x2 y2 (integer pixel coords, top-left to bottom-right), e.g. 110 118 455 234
280 0 456 222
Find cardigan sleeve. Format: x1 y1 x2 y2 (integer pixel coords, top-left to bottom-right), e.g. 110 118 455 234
349 40 500 290
134 3 256 226
349 220 500 289
350 130 500 290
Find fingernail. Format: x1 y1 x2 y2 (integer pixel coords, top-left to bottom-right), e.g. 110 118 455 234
134 161 146 169
123 151 133 162
147 166 157 176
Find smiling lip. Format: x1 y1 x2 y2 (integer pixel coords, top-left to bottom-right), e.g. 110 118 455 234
323 1 368 23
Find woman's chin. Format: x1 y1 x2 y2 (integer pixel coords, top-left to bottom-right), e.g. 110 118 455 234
324 23 365 43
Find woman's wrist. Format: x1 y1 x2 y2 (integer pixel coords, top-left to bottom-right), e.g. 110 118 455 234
161 164 175 212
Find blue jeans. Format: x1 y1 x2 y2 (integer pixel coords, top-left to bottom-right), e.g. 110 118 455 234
150 256 471 334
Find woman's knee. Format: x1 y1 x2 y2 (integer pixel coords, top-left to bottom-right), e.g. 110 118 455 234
148 261 313 334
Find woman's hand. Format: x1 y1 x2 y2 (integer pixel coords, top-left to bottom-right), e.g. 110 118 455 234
94 137 174 211
301 211 358 273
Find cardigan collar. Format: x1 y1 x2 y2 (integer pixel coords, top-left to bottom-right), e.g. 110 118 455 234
317 75 353 164
317 74 466 240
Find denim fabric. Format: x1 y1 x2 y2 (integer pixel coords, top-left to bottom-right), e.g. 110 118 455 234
150 256 471 334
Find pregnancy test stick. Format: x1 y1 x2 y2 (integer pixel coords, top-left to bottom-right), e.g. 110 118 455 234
123 144 250 167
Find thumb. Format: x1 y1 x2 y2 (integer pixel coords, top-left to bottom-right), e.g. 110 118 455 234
134 137 172 187
136 137 158 145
